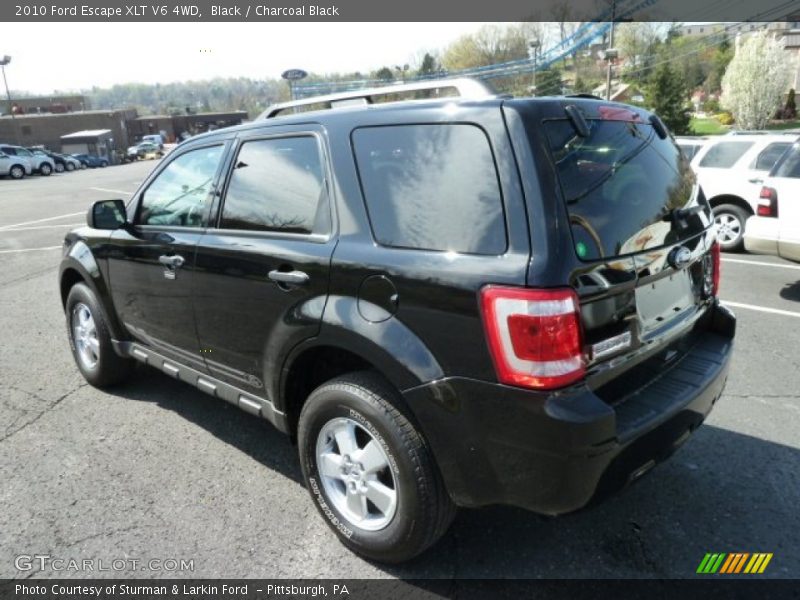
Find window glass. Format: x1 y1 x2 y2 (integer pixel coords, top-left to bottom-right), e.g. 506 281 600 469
220 136 328 234
752 142 791 171
352 124 506 255
138 145 223 227
772 143 800 178
543 118 705 260
698 141 754 168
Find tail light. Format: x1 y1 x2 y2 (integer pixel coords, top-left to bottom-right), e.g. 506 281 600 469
704 241 721 297
479 286 585 390
758 186 778 217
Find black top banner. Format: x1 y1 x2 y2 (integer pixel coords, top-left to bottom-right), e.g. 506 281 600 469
1 0 799 22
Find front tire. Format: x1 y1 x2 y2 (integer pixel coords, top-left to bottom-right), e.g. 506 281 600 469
298 372 455 563
713 204 749 252
65 283 134 387
65 162 75 172
9 165 25 179
39 163 52 176
55 163 65 173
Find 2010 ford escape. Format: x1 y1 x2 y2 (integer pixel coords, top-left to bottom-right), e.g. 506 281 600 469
59 79 735 563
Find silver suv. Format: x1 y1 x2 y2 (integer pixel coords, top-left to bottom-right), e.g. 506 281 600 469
0 149 32 179
0 144 55 176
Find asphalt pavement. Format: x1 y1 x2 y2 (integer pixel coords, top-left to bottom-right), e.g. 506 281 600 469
0 162 798 580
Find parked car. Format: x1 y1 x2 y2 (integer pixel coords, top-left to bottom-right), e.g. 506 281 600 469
675 136 708 162
141 134 165 149
72 154 109 168
0 144 54 175
690 134 796 251
59 81 735 563
58 153 83 171
744 141 800 262
0 149 32 179
126 141 164 161
28 148 75 173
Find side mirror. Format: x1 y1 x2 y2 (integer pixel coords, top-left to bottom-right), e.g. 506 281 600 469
88 199 127 230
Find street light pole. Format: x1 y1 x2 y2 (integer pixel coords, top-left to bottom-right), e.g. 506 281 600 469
0 55 19 144
528 38 541 96
605 0 616 100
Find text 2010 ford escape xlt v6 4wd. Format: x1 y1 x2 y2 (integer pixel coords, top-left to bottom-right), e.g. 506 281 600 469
59 80 735 563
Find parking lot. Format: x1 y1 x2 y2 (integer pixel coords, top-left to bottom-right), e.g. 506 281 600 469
0 162 798 580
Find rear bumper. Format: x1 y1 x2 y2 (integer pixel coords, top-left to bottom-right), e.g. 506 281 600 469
744 216 779 256
403 302 735 515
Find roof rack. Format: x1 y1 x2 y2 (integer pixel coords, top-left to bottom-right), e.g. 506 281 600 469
258 78 497 119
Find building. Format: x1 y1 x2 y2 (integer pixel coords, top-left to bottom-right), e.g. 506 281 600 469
60 130 115 161
0 107 248 154
0 94 90 115
0 109 135 153
127 111 249 143
591 81 645 103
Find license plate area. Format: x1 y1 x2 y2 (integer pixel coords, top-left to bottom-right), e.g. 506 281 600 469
635 269 695 335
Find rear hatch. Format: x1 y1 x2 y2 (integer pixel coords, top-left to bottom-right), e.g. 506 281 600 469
512 99 719 390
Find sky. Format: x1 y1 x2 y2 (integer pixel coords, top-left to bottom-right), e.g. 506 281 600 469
1 22 491 94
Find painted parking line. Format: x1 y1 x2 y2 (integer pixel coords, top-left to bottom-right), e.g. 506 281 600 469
0 223 82 232
90 187 134 195
0 245 61 254
722 258 800 271
723 301 800 319
0 212 84 231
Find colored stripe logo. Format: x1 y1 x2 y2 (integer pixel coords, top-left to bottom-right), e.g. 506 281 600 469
697 553 773 574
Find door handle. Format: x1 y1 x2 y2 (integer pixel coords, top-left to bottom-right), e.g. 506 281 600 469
268 269 309 286
748 178 763 184
158 254 185 268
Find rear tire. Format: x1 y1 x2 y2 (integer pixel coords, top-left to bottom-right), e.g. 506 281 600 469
9 165 25 179
55 163 65 173
298 371 455 563
99 160 108 168
713 204 749 252
65 162 75 172
65 283 134 387
39 163 52 176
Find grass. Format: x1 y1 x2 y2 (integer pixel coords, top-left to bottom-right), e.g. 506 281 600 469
764 120 800 131
690 117 729 135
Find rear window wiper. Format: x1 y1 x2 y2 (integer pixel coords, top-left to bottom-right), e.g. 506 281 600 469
663 204 706 229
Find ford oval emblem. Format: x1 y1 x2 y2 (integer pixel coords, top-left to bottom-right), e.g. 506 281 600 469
668 246 692 269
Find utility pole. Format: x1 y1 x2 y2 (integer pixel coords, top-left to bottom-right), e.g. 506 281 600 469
605 0 616 100
0 55 19 145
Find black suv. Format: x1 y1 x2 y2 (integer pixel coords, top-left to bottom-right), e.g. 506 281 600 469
59 80 735 563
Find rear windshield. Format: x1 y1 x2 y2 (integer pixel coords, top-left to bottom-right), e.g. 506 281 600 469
544 117 706 260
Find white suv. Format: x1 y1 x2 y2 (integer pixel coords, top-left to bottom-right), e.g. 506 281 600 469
744 141 800 263
0 149 32 179
690 134 796 251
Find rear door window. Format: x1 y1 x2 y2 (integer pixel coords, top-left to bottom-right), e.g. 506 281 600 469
219 136 329 234
698 141 754 168
544 117 707 261
352 124 506 255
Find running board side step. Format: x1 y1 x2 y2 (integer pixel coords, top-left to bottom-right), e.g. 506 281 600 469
113 340 289 433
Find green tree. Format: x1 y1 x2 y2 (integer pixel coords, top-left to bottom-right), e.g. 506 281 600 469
535 68 563 96
784 88 797 119
419 53 438 76
646 62 690 134
375 67 394 82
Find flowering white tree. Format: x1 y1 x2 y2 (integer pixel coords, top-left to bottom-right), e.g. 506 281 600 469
721 31 792 130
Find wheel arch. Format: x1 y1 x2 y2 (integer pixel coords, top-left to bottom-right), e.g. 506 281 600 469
708 194 754 216
59 242 127 341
